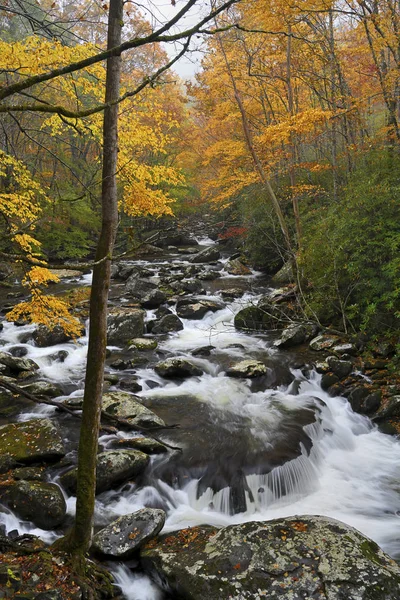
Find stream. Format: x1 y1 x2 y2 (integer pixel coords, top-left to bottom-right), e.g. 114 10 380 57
2 235 400 599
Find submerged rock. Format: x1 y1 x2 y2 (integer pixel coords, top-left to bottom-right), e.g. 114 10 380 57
226 359 267 378
107 307 145 345
102 391 165 429
2 481 66 529
0 419 65 464
60 450 149 494
142 516 400 600
155 358 203 378
92 508 165 558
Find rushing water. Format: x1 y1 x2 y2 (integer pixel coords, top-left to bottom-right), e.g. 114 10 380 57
1 240 400 599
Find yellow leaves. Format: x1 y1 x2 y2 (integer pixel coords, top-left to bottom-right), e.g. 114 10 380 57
23 267 60 287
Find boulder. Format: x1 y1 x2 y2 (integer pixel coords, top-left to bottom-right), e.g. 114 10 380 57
374 395 400 421
0 388 33 418
221 288 244 299
126 275 157 298
326 356 353 379
140 289 167 308
20 380 63 398
271 261 295 284
155 358 203 378
107 307 145 345
129 338 158 351
0 419 65 464
118 378 142 393
176 299 224 320
224 258 251 276
171 279 205 295
274 323 317 348
92 508 165 558
309 334 341 351
0 351 39 374
102 392 165 429
60 450 149 494
189 247 221 264
3 481 66 529
234 306 274 332
226 359 267 378
151 314 183 334
32 324 83 347
110 437 168 454
141 516 400 600
333 343 357 356
8 346 28 358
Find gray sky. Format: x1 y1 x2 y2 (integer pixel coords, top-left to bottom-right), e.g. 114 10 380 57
140 0 211 80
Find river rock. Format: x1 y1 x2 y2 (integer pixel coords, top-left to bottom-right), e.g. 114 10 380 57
60 450 149 494
189 247 221 263
32 324 83 347
274 323 317 348
0 388 33 418
197 269 221 281
309 334 341 351
126 275 157 298
129 338 158 351
176 299 224 320
107 307 145 345
234 306 274 331
119 378 142 393
0 351 39 374
102 391 165 428
2 481 66 529
20 380 63 398
271 260 295 284
226 359 267 378
155 358 203 378
92 508 166 558
224 258 251 276
221 288 244 299
333 343 357 356
151 314 183 334
326 356 353 379
110 437 167 454
8 346 28 358
374 395 400 421
0 419 65 464
141 516 400 600
140 289 167 308
171 278 205 295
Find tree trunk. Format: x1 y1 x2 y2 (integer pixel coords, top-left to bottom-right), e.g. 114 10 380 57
56 0 122 555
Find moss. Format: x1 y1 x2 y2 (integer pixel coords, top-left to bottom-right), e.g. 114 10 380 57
360 540 385 567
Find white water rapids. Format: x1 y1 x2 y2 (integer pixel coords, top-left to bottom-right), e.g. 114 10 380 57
1 247 400 599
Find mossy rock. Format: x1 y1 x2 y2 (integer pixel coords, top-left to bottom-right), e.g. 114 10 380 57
141 516 400 600
3 480 66 529
234 306 276 331
0 419 65 464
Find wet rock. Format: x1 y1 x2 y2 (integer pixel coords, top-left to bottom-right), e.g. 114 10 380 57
20 381 63 398
102 391 165 429
0 388 33 418
151 314 183 334
309 334 341 351
12 466 45 481
374 395 400 421
92 508 166 558
192 345 215 357
189 247 221 263
110 437 168 454
155 358 203 378
129 338 158 351
48 350 69 363
226 359 267 378
333 343 357 356
221 288 244 299
274 323 317 348
133 243 165 257
347 386 369 412
0 419 65 464
141 516 400 600
141 289 167 308
2 481 66 529
321 372 339 390
0 455 17 474
363 391 382 414
0 351 39 374
60 450 149 494
224 259 251 276
326 356 353 379
119 378 142 393
126 275 157 298
8 346 28 358
171 279 205 295
109 358 134 370
197 269 221 281
32 324 83 347
176 299 224 320
107 307 145 345
234 306 275 332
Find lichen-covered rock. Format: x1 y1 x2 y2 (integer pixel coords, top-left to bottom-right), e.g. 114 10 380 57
107 307 145 345
189 247 220 264
0 419 65 464
271 261 295 284
129 338 158 351
3 481 66 529
60 450 149 494
226 359 267 378
20 380 63 398
151 314 183 334
140 289 167 308
224 259 251 276
326 355 353 379
141 516 400 600
102 391 165 429
92 508 165 558
155 358 203 378
274 323 317 348
0 351 39 374
309 334 341 351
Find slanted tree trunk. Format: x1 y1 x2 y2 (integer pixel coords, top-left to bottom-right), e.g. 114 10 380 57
55 0 122 556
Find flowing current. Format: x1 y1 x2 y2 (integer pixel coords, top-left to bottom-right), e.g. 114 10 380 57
1 238 400 599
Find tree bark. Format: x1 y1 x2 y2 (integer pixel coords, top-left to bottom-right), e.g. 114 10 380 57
57 0 122 555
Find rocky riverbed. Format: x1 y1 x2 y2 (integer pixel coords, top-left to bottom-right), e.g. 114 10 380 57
1 229 400 599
